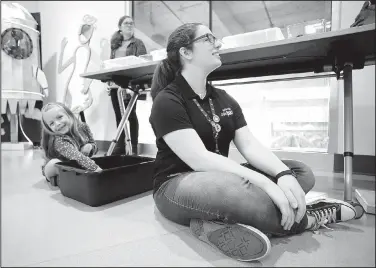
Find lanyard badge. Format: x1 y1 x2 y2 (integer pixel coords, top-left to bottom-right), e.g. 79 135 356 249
192 98 221 154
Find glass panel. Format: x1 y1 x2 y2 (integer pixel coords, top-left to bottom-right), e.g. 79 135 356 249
211 1 332 39
133 1 210 52
214 76 330 152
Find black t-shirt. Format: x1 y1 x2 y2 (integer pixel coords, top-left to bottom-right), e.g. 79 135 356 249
149 73 247 193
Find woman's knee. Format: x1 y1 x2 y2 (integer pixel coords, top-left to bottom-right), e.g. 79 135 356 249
196 171 250 199
282 159 315 193
154 172 248 224
205 172 275 217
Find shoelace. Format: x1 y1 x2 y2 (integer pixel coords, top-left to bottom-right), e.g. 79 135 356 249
308 207 337 233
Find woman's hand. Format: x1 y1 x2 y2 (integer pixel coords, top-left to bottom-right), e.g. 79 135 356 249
80 144 93 156
264 183 296 231
277 175 306 224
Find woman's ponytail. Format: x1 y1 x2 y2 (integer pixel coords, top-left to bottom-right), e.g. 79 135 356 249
150 58 179 100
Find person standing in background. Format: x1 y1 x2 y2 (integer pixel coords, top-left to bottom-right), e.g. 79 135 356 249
109 15 147 155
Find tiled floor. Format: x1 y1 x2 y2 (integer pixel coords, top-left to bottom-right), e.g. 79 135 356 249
1 149 375 267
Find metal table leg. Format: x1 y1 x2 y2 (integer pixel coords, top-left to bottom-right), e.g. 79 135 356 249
342 63 367 218
343 63 354 202
117 88 133 155
107 90 140 156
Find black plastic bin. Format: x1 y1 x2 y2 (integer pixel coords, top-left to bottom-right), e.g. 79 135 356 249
55 155 155 207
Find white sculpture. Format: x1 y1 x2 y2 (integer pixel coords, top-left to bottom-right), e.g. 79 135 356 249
58 14 98 116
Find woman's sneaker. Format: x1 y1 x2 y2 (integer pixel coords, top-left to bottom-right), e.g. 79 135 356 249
306 198 356 231
190 219 271 262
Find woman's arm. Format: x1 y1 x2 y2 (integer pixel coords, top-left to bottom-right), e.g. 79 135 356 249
135 40 147 56
110 49 115 59
163 128 275 191
164 128 297 230
233 126 289 177
233 126 307 223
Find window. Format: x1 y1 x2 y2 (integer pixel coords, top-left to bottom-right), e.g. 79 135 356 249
209 1 333 152
132 1 333 151
1 28 33 60
211 1 332 39
133 1 332 50
214 75 331 152
133 1 210 52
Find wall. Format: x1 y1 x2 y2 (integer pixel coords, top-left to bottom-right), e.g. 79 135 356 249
334 1 375 156
36 1 130 141
9 1 39 13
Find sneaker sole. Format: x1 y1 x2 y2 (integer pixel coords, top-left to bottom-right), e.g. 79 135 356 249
190 219 271 262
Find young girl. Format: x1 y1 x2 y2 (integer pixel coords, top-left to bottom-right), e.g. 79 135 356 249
41 102 102 185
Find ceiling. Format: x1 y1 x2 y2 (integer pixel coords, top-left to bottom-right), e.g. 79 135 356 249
133 1 332 51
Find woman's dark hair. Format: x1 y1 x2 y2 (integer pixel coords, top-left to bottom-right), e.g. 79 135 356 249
110 15 134 57
150 23 202 100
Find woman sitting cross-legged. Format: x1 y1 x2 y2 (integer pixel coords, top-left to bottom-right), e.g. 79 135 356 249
148 23 357 262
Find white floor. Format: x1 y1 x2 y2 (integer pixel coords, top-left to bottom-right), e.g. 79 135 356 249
1 149 375 267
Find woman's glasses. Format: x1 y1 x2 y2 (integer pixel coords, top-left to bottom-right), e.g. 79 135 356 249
188 33 223 46
123 22 134 26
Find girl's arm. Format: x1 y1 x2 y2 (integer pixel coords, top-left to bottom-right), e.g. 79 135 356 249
54 136 100 171
81 123 98 156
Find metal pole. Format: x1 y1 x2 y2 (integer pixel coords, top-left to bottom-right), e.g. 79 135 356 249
343 63 354 202
117 88 133 155
262 1 274 28
107 91 140 156
209 0 212 31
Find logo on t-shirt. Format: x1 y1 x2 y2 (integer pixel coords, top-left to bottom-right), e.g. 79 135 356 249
221 108 233 117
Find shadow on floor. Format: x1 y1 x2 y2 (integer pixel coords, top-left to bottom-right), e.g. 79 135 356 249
32 179 60 192
48 189 153 213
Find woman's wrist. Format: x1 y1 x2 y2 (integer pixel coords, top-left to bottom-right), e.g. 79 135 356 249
262 179 280 195
246 171 275 192
274 170 296 183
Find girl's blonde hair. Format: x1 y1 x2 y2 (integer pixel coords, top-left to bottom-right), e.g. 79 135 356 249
41 102 85 160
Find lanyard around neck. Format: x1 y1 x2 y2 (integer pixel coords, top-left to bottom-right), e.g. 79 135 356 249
192 98 221 154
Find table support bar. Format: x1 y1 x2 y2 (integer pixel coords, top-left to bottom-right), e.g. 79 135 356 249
117 88 132 155
343 63 354 202
107 90 140 156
